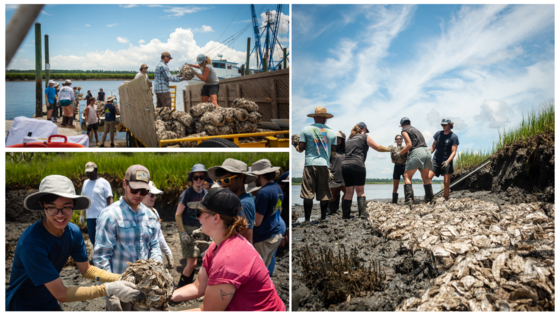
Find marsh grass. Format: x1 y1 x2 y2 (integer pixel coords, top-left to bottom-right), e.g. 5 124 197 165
6 152 289 191
455 102 554 171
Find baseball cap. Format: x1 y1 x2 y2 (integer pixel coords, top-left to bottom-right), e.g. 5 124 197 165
148 181 163 195
85 162 97 173
124 165 150 190
187 187 242 217
441 118 453 125
357 122 370 133
162 51 173 59
400 117 410 127
196 54 206 64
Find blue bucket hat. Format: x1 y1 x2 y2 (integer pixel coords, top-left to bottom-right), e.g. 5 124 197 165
196 54 207 64
187 163 208 182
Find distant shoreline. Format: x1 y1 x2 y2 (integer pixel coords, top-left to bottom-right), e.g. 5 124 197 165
6 79 129 82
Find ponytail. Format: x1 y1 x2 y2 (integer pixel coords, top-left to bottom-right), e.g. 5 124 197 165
349 124 362 139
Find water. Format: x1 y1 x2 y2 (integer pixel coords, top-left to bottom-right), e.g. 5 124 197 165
291 183 441 205
6 79 199 142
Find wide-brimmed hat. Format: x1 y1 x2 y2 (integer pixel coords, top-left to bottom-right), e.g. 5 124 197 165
64 79 72 85
24 175 91 211
187 187 242 217
148 181 163 195
48 80 55 85
250 159 280 175
245 182 261 194
85 162 97 173
307 107 333 119
124 165 150 190
107 96 117 102
208 159 257 184
188 164 208 183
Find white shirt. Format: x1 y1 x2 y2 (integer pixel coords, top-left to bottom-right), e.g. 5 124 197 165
81 178 113 219
150 208 173 258
57 86 76 102
135 72 149 82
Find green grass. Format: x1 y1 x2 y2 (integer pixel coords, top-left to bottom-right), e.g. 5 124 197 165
5 152 289 191
6 73 157 81
455 102 554 171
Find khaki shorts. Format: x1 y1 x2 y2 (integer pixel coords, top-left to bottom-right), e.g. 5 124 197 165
300 165 332 201
180 225 200 258
156 92 172 108
406 147 433 171
104 121 117 134
253 233 282 267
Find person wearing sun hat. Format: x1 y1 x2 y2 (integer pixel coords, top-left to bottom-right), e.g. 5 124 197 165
249 159 284 269
429 118 459 200
155 51 183 108
175 163 208 289
170 188 286 311
142 181 174 269
208 158 258 244
296 107 338 222
93 164 162 311
6 175 144 311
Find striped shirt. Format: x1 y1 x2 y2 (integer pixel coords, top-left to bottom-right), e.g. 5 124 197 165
154 60 182 94
93 197 162 274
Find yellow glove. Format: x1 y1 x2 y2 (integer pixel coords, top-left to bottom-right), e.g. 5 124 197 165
82 265 121 282
378 145 391 152
66 284 107 302
175 214 186 233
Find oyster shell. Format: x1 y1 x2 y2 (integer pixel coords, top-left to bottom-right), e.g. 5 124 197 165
190 102 215 117
121 259 174 310
232 98 259 112
179 63 197 81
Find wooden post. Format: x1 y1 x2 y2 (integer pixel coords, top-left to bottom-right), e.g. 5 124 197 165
271 77 277 119
236 84 241 100
263 56 268 72
224 85 229 108
245 37 251 75
44 34 49 88
283 48 287 69
35 22 42 117
186 89 191 113
182 90 187 112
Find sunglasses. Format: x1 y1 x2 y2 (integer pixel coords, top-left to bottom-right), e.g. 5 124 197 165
196 209 210 218
192 176 205 181
44 207 73 216
126 181 149 196
216 174 237 185
441 124 448 127
395 138 402 141
142 67 148 69
149 193 157 198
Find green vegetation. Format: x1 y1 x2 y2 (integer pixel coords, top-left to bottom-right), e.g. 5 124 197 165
6 72 157 81
6 152 289 191
455 102 554 170
291 177 442 184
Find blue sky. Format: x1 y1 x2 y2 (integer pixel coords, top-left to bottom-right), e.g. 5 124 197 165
6 4 289 70
292 4 554 179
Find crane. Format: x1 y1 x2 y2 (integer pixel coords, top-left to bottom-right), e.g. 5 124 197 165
250 4 288 72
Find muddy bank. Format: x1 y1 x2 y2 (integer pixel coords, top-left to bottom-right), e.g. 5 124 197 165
451 133 554 203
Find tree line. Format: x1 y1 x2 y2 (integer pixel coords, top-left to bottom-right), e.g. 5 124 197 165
291 177 444 184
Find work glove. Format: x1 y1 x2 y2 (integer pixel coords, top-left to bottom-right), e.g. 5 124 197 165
378 145 391 152
166 254 174 269
180 232 192 245
105 295 123 311
105 280 145 303
80 215 85 225
442 161 449 169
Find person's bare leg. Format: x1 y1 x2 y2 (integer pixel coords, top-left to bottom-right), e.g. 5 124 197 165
201 96 209 103
355 185 365 197
47 109 52 120
443 174 451 199
429 170 436 182
392 179 399 193
101 132 107 145
110 132 115 146
420 167 431 185
344 186 355 201
340 186 347 200
182 257 197 277
94 131 99 145
404 170 416 185
210 94 219 107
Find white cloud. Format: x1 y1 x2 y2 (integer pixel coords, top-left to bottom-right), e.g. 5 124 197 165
163 6 207 18
107 23 117 28
85 24 90 27
6 4 18 10
474 100 512 128
116 37 129 44
138 39 145 44
41 10 52 16
83 44 87 46
193 25 214 33
119 4 137 8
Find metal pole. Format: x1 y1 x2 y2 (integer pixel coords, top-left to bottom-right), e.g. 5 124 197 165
44 34 49 88
35 22 42 117
434 158 492 197
5 4 44 68
283 48 287 69
263 56 268 72
245 37 251 75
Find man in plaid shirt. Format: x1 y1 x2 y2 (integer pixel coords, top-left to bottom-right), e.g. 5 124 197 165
93 164 162 311
154 51 183 108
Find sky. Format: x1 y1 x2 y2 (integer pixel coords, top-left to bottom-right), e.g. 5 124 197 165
292 4 554 179
6 4 290 71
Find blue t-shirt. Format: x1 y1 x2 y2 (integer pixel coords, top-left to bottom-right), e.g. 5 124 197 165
180 187 207 227
97 91 105 101
238 192 256 229
299 123 337 167
104 103 117 122
45 86 56 104
253 182 283 243
433 131 460 162
6 221 88 311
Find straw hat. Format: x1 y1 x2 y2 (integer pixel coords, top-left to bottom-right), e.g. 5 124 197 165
307 107 333 119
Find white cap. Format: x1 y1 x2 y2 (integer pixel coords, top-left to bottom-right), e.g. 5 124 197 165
148 181 163 195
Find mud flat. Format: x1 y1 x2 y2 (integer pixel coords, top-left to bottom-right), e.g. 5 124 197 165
5 190 289 311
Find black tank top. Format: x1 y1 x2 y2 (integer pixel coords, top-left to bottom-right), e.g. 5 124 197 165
402 125 427 150
342 134 369 168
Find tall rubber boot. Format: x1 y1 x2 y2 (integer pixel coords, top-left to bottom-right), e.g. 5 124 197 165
392 193 398 204
177 273 193 289
424 184 434 203
329 195 340 215
342 200 352 219
404 184 414 206
320 200 328 220
61 116 68 126
412 188 416 203
357 196 366 218
303 199 313 222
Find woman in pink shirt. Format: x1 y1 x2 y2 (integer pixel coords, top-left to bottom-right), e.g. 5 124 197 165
170 188 285 311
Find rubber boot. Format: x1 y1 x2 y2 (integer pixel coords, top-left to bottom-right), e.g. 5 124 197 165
329 195 340 215
357 196 367 218
177 273 193 288
320 200 328 220
404 184 414 206
61 116 68 126
303 199 313 222
342 199 352 219
412 188 416 203
424 184 434 203
392 193 398 204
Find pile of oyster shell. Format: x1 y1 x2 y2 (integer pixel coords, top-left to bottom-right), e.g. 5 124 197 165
154 99 262 146
389 145 408 164
179 63 197 81
366 198 554 311
120 259 174 310
291 134 300 148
